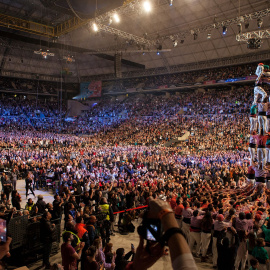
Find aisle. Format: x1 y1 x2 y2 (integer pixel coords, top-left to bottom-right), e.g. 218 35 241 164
16 180 54 208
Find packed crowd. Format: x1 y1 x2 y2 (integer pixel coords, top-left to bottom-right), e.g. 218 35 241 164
0 63 269 270
103 63 257 93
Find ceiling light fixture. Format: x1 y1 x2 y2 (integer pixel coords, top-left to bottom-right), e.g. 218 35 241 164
143 1 152 13
113 13 120 23
207 33 211 39
257 18 263 28
237 23 242 34
93 23 98 32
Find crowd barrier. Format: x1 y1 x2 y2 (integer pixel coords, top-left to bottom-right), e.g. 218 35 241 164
8 215 61 253
113 205 148 214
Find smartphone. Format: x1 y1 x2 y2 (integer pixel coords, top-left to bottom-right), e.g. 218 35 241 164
0 219 7 242
146 224 158 241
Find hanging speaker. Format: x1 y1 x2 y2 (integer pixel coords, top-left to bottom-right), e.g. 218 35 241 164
114 53 122 78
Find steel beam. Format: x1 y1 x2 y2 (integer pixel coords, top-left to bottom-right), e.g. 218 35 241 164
0 13 54 37
236 29 270 41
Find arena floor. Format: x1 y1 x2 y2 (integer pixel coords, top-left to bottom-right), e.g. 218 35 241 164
15 180 211 270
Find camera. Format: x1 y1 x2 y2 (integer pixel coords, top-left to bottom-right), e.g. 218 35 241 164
137 209 162 242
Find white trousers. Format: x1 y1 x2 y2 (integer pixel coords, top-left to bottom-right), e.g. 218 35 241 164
266 148 270 163
257 147 266 167
181 222 190 242
249 147 256 164
250 116 258 132
176 218 182 229
201 232 211 257
254 86 267 103
234 253 247 270
258 115 267 134
212 237 218 266
189 231 201 255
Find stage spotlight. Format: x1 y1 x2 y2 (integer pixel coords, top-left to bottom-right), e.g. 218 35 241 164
245 22 249 29
237 23 242 34
113 13 120 23
157 51 160 55
143 1 152 13
157 44 162 50
222 26 227 35
193 33 198 40
93 23 98 32
173 40 178 47
207 33 211 39
257 18 263 28
169 0 173 6
108 17 113 25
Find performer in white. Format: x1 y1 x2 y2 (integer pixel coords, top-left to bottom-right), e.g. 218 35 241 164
249 131 256 165
254 86 267 104
249 103 258 132
255 63 265 84
254 63 267 104
267 99 270 133
258 99 268 135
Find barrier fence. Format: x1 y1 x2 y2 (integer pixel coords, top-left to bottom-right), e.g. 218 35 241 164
113 205 148 214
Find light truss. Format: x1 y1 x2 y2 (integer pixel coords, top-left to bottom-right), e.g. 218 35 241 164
236 29 270 41
84 49 171 54
54 0 144 37
160 8 270 41
97 24 156 46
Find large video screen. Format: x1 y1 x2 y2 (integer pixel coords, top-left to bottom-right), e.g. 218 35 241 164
80 81 102 98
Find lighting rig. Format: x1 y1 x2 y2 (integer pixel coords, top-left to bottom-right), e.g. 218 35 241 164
34 49 55 59
236 29 270 49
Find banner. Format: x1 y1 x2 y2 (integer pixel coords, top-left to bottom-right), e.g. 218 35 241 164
245 75 257 80
80 81 102 98
225 77 246 82
203 80 216 85
158 85 168 89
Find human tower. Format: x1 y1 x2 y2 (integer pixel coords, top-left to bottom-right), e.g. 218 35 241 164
248 63 270 186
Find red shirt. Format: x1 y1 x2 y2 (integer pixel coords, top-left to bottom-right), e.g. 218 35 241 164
61 242 76 270
254 135 268 147
174 204 184 217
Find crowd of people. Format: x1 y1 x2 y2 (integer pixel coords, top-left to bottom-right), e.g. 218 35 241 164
103 63 257 93
0 62 270 270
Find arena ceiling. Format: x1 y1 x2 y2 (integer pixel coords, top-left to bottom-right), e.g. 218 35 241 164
0 0 269 79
